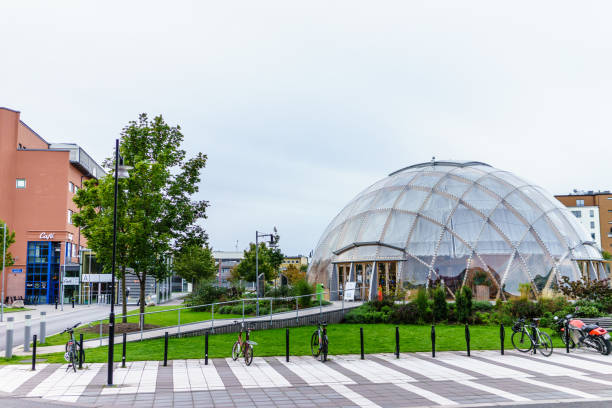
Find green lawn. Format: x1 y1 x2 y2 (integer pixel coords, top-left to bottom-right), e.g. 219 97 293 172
40 305 244 346
3 307 32 313
26 323 565 364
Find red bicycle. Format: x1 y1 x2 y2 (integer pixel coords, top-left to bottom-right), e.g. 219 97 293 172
232 321 257 366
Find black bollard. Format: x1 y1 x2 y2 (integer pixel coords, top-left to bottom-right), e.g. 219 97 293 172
360 327 364 360
395 326 400 359
500 324 505 355
163 332 168 367
122 333 127 368
72 298 75 308
79 334 84 369
205 331 209 365
285 328 290 362
55 300 58 310
431 325 436 358
32 334 37 371
465 323 470 357
565 322 570 354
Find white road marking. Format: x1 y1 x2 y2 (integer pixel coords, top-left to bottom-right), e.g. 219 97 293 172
173 359 224 392
225 358 291 388
276 356 355 385
516 377 597 399
28 363 103 402
435 353 531 378
333 384 382 408
533 352 612 374
0 364 49 393
478 353 586 377
394 382 458 406
101 361 158 395
378 354 475 381
334 355 416 383
455 379 530 402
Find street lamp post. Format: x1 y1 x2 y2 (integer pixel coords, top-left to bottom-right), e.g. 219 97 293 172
107 139 131 386
255 228 278 316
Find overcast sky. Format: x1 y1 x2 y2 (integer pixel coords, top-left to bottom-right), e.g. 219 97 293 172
2 1 611 256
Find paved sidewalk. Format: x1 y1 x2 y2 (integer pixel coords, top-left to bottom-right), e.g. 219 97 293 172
2 349 612 407
12 301 362 356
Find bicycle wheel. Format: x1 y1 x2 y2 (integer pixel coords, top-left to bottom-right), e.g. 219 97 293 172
536 332 553 356
232 341 240 361
244 344 253 366
311 331 320 358
69 350 77 372
321 335 328 362
512 330 532 353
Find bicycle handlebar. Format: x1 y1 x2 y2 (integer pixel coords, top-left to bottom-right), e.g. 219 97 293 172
61 322 81 334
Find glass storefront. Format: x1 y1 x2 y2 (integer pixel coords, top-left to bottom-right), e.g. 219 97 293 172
26 241 61 304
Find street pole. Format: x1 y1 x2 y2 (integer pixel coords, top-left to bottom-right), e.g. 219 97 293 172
107 139 120 386
1 223 6 322
255 231 259 316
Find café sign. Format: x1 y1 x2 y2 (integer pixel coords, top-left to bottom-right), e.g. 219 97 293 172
39 232 55 239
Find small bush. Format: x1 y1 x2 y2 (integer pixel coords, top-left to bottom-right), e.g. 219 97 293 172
432 287 448 322
293 279 314 308
415 289 428 323
390 302 419 324
472 301 493 313
455 286 473 323
185 281 229 310
508 298 542 319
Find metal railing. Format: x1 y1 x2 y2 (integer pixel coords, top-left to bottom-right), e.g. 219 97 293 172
89 288 358 345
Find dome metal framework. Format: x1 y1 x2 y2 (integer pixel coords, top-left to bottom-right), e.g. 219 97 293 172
308 161 605 300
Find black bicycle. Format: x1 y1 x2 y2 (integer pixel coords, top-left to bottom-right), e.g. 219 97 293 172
62 322 84 371
511 317 553 357
311 321 328 361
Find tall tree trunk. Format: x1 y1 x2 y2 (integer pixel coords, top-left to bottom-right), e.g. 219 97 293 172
121 266 127 324
139 274 146 329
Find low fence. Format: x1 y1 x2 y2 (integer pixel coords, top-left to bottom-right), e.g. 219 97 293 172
165 303 361 339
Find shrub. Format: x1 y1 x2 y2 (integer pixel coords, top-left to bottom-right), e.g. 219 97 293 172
432 287 448 322
293 279 314 308
472 301 493 313
560 276 612 301
508 298 542 319
185 281 229 309
415 289 429 323
390 302 419 324
455 286 473 323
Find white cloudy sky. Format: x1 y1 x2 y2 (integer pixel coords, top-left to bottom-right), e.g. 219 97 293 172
2 1 611 256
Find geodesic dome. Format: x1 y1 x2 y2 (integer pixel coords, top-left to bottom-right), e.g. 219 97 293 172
308 161 604 299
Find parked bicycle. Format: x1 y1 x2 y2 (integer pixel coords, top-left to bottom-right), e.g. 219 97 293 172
62 322 84 371
311 321 328 361
231 321 257 366
511 317 553 356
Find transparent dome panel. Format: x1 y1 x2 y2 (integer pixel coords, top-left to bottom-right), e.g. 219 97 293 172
488 207 530 244
384 171 420 188
406 217 444 256
449 205 487 246
519 186 557 214
436 229 472 258
449 166 487 182
402 257 429 289
504 190 544 224
531 217 566 256
462 186 501 215
351 190 384 217
394 189 431 213
408 172 446 189
380 210 417 247
420 192 458 225
433 175 473 199
477 173 515 199
357 210 390 242
502 255 531 296
372 187 404 210
474 222 514 255
335 215 366 250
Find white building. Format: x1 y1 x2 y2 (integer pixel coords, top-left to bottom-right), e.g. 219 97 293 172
212 251 244 287
567 205 601 248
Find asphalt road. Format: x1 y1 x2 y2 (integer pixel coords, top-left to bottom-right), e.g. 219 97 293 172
0 305 113 352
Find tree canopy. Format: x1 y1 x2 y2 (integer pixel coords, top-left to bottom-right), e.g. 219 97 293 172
173 245 216 285
74 113 208 320
0 220 16 268
233 242 284 282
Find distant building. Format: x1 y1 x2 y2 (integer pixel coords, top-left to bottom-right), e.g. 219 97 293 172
212 251 244 287
280 255 308 273
555 191 612 252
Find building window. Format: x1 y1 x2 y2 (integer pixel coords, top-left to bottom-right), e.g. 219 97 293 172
74 185 78 194
65 242 72 259
571 210 581 218
576 199 585 207
591 221 596 229
590 210 594 217
16 178 26 189
67 209 73 224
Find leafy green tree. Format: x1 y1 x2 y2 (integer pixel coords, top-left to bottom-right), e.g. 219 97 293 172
0 220 16 268
455 286 473 323
234 242 284 282
173 245 216 287
74 113 208 325
415 288 428 323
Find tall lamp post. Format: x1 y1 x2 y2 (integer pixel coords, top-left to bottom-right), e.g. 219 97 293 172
107 139 131 386
1 222 6 322
255 227 278 316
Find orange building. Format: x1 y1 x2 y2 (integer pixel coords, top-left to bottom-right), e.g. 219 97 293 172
555 191 612 252
0 107 104 304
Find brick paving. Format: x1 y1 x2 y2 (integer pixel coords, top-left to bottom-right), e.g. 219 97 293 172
2 349 612 407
